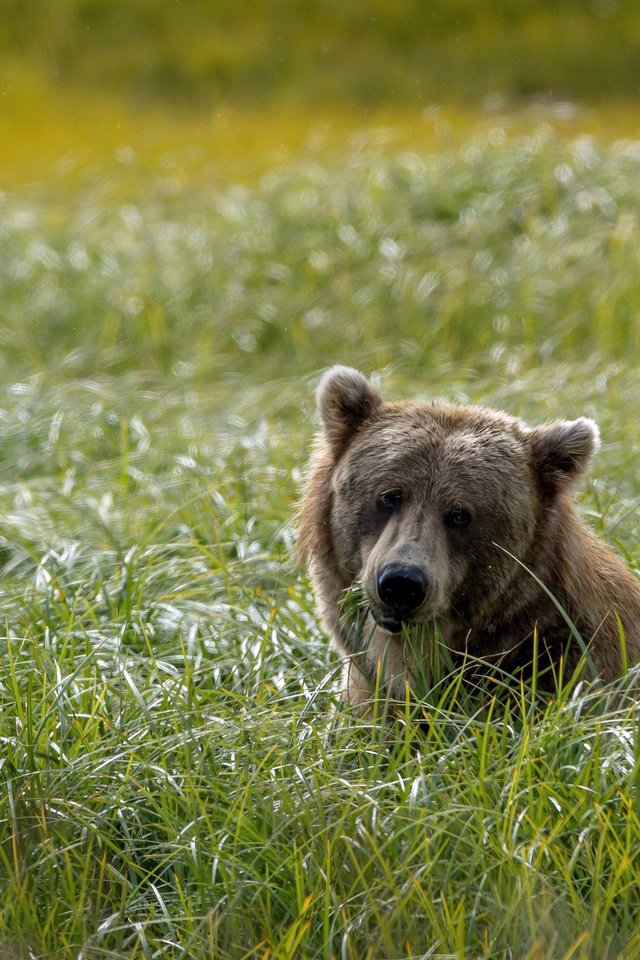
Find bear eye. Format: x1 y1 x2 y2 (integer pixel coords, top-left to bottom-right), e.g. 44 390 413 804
377 488 403 512
444 504 472 528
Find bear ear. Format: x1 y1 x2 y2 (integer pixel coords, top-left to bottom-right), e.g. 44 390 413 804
316 366 383 447
529 417 600 493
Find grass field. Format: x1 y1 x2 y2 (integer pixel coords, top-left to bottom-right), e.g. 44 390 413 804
2 103 640 959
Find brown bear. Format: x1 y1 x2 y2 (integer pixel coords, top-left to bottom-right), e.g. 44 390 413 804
298 366 640 706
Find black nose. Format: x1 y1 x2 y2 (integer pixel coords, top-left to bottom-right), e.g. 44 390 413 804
377 563 428 615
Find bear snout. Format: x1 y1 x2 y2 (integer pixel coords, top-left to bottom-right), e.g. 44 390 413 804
376 563 429 620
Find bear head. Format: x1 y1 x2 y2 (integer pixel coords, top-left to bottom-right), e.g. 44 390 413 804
301 365 600 637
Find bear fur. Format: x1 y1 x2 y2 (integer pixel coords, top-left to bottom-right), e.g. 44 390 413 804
298 366 640 705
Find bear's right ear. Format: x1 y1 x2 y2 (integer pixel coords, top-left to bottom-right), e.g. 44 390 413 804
316 366 383 447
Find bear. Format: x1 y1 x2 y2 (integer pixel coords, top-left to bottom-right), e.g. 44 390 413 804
297 365 640 707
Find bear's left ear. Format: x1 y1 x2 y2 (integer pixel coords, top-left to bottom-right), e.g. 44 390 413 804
316 365 383 448
529 417 600 492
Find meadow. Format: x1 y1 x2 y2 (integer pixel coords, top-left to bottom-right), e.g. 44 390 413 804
1 103 640 959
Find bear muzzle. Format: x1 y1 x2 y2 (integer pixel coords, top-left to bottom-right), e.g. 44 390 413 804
372 563 429 633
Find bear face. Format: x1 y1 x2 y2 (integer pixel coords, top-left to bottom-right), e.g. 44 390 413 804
329 403 539 633
299 366 639 704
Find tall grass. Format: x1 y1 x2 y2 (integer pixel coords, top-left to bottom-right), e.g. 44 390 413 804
4 121 640 381
1 116 640 957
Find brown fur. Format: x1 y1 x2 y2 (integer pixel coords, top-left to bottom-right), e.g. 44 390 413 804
298 366 640 705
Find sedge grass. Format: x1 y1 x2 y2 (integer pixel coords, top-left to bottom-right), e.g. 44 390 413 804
0 113 640 958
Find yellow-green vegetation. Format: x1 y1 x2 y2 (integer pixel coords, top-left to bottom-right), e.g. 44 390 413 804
4 69 640 190
3 0 640 186
2 0 640 108
2 84 640 960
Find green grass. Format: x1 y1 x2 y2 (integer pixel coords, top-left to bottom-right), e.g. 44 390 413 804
1 113 640 958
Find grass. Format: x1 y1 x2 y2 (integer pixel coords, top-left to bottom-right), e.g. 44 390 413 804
1 103 640 958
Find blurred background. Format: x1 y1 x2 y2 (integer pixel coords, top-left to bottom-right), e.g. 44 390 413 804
3 0 640 109
2 0 640 182
1 1 640 386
